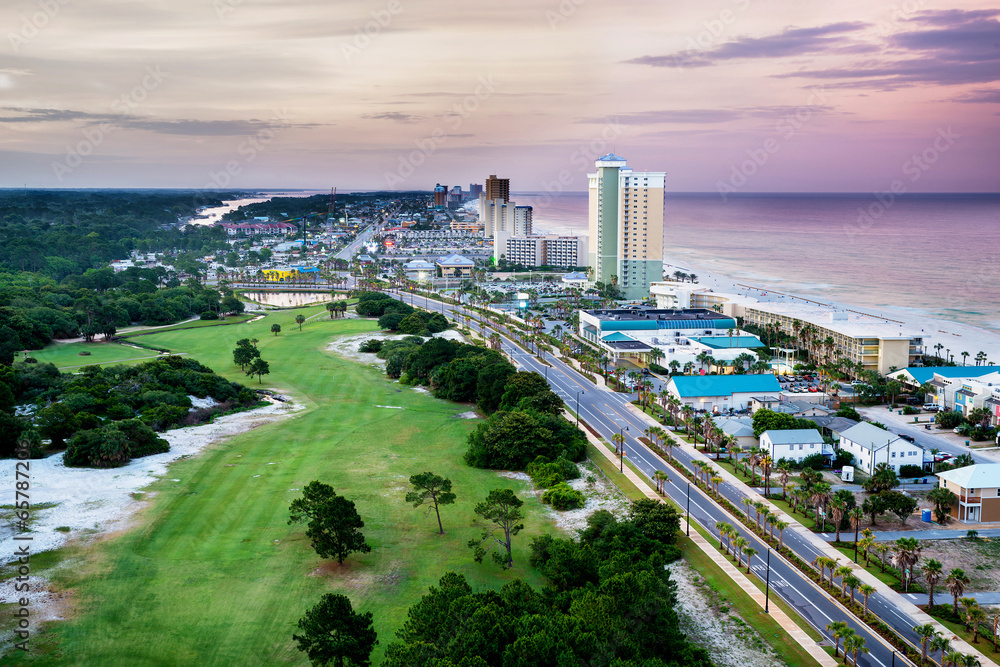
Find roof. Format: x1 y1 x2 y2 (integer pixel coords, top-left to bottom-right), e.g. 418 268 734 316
718 418 755 438
562 272 588 281
605 340 652 351
840 422 903 450
690 336 765 349
891 366 1000 385
936 464 1000 489
602 332 637 342
435 253 475 266
762 429 824 445
404 259 435 269
812 416 859 433
670 374 782 398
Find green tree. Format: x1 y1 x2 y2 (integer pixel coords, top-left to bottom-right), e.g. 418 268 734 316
292 593 378 667
246 357 270 384
862 462 900 493
923 559 943 608
288 481 372 565
468 488 524 569
233 341 260 370
271 323 281 336
946 568 971 616
295 314 306 331
928 486 957 523
404 472 456 535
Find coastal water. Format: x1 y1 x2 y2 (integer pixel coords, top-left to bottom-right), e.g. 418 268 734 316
513 191 1000 336
244 291 332 308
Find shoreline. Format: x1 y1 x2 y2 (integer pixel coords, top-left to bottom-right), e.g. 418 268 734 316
661 254 1000 364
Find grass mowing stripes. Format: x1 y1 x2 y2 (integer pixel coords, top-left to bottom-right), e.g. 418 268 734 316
11 311 555 666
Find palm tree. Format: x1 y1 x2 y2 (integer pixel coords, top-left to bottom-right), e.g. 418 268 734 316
742 546 757 573
834 564 853 597
858 583 876 616
946 568 971 616
830 497 846 543
653 470 669 495
844 633 867 667
849 507 864 551
893 537 922 593
710 475 723 496
732 536 748 565
843 574 862 605
930 633 951 663
923 558 943 608
765 511 779 541
760 453 773 497
611 432 625 456
968 607 987 643
811 482 832 530
295 313 305 331
715 520 729 551
741 497 754 522
775 520 789 551
913 623 936 662
777 460 792 499
826 620 849 657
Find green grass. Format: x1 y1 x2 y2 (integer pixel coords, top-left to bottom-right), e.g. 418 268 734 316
29 342 165 370
11 308 558 666
117 313 256 337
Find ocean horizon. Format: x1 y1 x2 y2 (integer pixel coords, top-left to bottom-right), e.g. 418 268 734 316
511 191 1000 339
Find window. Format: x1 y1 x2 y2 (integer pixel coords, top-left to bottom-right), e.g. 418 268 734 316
810 443 815 449
891 452 896 458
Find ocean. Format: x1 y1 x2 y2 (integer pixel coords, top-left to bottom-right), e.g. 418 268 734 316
512 192 1000 337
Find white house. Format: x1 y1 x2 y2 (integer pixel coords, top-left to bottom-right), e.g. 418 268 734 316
716 416 757 450
760 429 830 464
838 422 924 474
666 375 783 413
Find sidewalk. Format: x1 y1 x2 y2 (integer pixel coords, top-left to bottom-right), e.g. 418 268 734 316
622 401 995 666
575 411 835 667
820 528 1000 542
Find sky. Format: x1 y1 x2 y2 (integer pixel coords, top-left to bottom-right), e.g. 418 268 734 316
1 0 999 192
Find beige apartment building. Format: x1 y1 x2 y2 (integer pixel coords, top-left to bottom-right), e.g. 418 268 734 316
587 154 665 301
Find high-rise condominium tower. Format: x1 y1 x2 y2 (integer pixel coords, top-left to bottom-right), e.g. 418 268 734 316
587 154 665 301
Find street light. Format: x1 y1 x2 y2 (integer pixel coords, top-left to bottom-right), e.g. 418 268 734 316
686 482 691 536
764 546 771 613
618 425 629 472
576 391 581 428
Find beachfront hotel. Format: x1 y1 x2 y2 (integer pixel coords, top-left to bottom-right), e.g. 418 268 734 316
651 284 928 375
587 154 665 301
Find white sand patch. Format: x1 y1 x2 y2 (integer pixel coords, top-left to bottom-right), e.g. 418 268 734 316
0 397 304 558
668 560 786 667
188 395 218 410
376 405 404 409
455 411 478 419
411 386 431 395
543 461 630 534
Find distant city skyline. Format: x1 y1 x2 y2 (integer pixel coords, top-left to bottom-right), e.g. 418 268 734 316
1 1 999 192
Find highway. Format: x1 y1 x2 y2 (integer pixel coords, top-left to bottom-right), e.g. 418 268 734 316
392 290 943 667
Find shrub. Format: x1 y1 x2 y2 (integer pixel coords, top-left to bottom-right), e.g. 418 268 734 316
901 405 918 415
799 453 827 470
526 455 580 488
78 350 91 356
541 483 585 510
898 464 924 478
199 311 219 320
358 339 383 353
648 363 668 374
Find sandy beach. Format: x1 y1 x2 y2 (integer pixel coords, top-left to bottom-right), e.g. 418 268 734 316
663 255 1000 365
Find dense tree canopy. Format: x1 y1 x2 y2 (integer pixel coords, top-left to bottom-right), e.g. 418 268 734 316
288 481 372 564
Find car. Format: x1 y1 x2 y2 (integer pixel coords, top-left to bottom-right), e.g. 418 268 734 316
923 404 939 411
899 434 915 443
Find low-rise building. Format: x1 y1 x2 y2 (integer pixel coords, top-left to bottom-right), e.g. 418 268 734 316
760 429 830 464
935 464 1000 523
666 374 783 413
435 253 475 277
403 259 435 281
716 416 757 449
838 422 924 474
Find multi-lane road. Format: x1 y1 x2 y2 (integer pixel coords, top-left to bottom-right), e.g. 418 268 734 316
392 290 959 667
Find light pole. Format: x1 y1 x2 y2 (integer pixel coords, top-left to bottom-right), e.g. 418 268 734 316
619 425 629 473
576 391 581 428
686 482 691 536
764 546 771 613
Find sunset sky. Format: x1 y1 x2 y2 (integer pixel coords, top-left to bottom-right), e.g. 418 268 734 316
1 0 999 192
